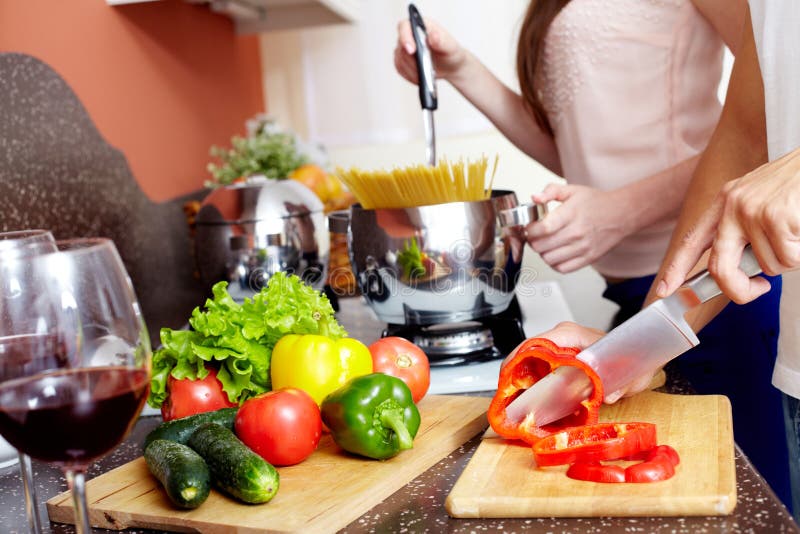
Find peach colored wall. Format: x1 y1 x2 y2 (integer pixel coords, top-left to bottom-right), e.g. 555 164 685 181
0 0 264 202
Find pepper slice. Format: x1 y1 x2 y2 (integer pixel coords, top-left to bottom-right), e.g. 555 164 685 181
488 338 604 443
567 444 680 483
566 461 626 483
624 444 680 483
532 422 657 467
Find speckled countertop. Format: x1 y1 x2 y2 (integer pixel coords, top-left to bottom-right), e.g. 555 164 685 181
1 297 798 533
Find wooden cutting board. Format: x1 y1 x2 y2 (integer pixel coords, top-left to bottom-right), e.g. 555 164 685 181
446 391 735 518
47 394 490 533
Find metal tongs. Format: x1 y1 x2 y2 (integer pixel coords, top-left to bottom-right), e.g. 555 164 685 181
409 4 437 166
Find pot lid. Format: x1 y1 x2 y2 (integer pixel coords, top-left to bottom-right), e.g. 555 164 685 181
196 178 323 225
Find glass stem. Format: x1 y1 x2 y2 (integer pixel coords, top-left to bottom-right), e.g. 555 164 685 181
66 469 91 534
19 453 43 534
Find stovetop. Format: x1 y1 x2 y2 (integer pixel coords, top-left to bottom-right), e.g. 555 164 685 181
336 280 575 394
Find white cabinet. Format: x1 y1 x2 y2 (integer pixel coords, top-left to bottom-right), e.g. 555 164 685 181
210 0 361 33
108 0 361 33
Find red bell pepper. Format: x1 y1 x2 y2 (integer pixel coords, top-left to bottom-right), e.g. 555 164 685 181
488 338 604 443
566 461 625 483
562 441 680 484
531 422 657 467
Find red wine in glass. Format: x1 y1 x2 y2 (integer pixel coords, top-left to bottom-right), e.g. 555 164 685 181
0 333 71 383
0 366 149 465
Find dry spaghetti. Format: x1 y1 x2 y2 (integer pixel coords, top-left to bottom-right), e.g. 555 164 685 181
336 156 498 209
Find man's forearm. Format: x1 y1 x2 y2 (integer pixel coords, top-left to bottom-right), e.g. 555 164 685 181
644 5 768 331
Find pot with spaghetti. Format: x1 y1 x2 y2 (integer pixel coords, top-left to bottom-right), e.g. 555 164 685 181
331 156 545 326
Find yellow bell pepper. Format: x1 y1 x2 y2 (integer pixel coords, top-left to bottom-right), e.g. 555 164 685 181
270 334 373 405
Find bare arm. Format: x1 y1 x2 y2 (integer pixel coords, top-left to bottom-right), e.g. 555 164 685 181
525 154 700 273
394 19 562 174
690 0 747 53
646 5 768 330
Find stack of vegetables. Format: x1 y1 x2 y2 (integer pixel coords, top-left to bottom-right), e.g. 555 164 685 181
144 273 431 509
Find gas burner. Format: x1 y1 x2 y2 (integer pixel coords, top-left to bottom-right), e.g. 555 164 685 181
414 322 493 356
383 296 526 367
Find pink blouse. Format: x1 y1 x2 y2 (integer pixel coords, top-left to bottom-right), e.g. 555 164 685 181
538 0 724 278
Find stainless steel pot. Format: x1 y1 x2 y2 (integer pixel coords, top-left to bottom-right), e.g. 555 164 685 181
331 191 545 325
194 179 329 300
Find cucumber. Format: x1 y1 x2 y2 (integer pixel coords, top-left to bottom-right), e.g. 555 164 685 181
144 439 211 509
143 408 238 451
188 422 279 504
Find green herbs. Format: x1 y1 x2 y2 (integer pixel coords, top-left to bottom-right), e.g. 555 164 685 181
396 237 426 280
148 273 347 409
206 130 308 187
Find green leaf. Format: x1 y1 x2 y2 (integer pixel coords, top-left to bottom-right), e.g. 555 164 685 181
146 273 346 408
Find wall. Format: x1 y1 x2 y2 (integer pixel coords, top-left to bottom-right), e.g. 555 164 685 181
0 0 264 201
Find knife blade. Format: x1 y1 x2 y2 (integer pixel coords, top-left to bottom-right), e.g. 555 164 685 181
505 246 763 428
409 4 437 166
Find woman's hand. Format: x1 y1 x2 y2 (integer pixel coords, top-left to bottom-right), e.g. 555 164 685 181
502 322 660 404
501 321 605 368
394 17 469 85
525 183 629 273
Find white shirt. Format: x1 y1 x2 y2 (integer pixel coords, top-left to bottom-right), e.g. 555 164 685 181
749 1 800 399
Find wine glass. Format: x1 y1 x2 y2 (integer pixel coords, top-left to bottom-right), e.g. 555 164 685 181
0 229 57 534
0 238 151 534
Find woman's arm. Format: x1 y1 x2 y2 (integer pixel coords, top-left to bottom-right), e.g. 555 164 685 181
525 154 700 273
395 18 562 174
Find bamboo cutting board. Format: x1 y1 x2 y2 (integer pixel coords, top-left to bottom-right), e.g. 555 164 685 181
446 391 735 518
47 394 490 533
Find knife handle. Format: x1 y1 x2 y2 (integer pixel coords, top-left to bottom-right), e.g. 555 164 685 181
684 245 762 303
409 4 437 111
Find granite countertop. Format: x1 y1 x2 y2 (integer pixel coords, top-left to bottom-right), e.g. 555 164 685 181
1 297 798 533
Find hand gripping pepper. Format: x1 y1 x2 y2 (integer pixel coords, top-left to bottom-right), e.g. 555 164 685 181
321 373 421 460
488 338 604 443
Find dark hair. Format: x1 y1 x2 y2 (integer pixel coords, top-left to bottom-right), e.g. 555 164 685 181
516 0 571 136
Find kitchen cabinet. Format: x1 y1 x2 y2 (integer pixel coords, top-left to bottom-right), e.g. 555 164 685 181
212 0 361 33
108 0 361 33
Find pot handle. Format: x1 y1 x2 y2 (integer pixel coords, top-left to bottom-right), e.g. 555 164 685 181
328 210 351 234
497 203 548 228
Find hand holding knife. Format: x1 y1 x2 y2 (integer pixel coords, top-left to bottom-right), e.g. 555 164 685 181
506 246 763 427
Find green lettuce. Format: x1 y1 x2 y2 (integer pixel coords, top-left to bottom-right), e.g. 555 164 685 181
147 272 348 408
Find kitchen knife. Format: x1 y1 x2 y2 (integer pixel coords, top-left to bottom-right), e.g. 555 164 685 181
505 246 763 426
408 4 437 166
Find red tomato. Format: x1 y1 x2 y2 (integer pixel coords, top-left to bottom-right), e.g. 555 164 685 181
368 337 430 403
235 388 322 466
161 367 236 421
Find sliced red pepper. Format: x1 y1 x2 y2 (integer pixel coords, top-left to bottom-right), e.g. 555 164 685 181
625 454 675 482
488 338 604 444
566 444 681 484
566 461 626 483
531 422 657 467
620 444 681 465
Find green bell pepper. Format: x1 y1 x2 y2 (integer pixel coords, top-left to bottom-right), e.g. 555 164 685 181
321 373 421 460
